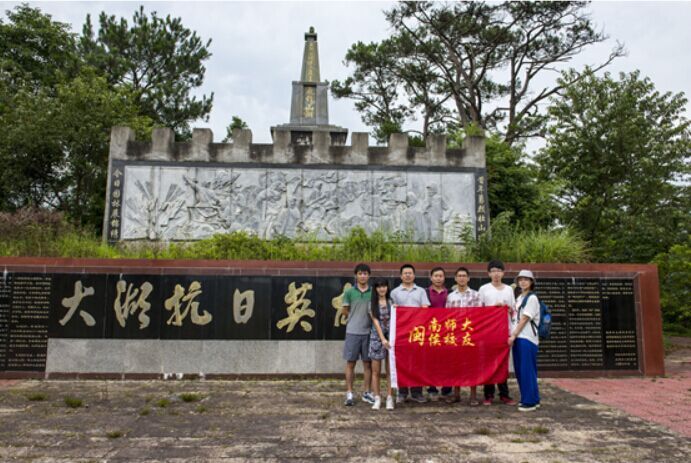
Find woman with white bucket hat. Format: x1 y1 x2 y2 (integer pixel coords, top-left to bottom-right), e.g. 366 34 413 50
508 269 541 411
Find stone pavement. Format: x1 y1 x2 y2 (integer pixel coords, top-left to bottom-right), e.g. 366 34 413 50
1 375 690 462
550 336 691 438
1 338 690 462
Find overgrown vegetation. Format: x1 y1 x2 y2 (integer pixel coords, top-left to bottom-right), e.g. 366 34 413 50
0 209 589 264
654 241 691 336
2 207 688 334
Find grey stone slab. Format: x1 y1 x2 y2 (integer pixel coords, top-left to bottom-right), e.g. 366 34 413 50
201 340 280 374
46 339 125 373
160 340 204 374
441 172 475 242
149 128 175 161
122 165 159 240
202 340 317 374
301 169 338 238
188 128 213 162
337 170 373 233
272 341 317 373
124 339 162 374
109 126 135 161
372 171 406 234
314 340 345 374
118 163 481 243
405 172 442 242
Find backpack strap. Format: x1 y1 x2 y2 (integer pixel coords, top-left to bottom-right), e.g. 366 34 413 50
518 292 538 337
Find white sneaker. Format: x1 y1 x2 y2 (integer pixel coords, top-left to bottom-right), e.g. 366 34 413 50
372 396 381 410
386 395 395 410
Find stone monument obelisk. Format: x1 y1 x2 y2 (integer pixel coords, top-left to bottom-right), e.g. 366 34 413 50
270 27 348 146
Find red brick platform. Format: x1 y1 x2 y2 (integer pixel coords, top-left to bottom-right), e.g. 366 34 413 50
550 336 691 438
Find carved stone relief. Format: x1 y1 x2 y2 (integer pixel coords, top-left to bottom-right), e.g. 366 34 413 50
120 166 477 243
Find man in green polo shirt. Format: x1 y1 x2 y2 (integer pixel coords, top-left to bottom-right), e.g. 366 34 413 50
343 263 375 406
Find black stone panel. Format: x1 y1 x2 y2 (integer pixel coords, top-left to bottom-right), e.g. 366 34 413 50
6 274 52 371
158 275 221 340
0 271 641 373
270 277 322 340
318 276 354 341
49 273 107 339
0 273 12 370
104 274 162 339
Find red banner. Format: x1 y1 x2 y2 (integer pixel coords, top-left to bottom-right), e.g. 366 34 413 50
390 306 509 388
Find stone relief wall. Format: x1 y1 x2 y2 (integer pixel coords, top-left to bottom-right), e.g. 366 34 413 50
121 166 475 243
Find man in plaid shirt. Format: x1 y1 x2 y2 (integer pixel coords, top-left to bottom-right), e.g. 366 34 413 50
445 266 481 405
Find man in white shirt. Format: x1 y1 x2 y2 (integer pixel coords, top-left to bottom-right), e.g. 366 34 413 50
390 264 430 403
478 260 517 406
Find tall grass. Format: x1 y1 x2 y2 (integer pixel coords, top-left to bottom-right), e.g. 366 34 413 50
0 209 590 263
467 212 590 263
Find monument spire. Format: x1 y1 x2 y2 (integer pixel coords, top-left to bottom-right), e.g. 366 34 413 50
271 27 347 145
300 27 320 83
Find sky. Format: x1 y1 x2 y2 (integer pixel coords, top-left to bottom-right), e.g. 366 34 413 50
2 1 690 150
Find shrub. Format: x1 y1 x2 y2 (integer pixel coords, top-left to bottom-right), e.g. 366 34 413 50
179 392 201 403
64 396 83 408
467 212 590 263
156 398 171 408
0 209 590 264
654 241 691 334
26 392 47 401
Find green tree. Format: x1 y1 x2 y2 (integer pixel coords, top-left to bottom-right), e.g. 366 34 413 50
222 116 249 143
539 70 690 262
331 41 410 143
0 4 79 94
337 1 623 145
653 241 691 333
484 136 558 227
79 6 213 138
449 130 558 227
0 69 152 228
0 4 78 212
331 34 452 143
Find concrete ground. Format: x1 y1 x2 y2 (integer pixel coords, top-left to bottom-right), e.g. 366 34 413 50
0 339 689 462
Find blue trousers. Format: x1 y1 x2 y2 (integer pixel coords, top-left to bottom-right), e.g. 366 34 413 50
512 338 540 406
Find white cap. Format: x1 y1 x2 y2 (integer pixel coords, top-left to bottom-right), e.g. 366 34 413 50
515 269 535 282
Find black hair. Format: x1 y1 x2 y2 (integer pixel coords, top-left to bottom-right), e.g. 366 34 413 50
400 263 415 274
430 266 445 276
353 263 371 275
516 276 536 294
370 278 390 320
455 266 470 277
487 260 505 272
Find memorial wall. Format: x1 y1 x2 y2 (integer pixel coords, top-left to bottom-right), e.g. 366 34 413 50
104 129 489 245
103 27 489 245
0 259 664 378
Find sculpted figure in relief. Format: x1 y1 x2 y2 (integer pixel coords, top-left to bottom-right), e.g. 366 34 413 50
302 171 338 237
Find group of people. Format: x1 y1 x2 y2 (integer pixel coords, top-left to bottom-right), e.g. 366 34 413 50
341 260 541 412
